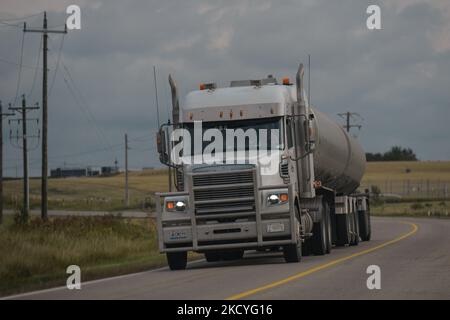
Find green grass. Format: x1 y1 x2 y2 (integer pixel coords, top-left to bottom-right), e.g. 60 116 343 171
361 161 450 199
0 215 198 297
3 169 169 212
371 200 450 217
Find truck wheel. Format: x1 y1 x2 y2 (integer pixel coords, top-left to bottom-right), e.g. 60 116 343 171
302 240 312 256
311 216 327 255
221 250 244 261
359 210 371 241
166 252 187 270
204 252 221 262
335 214 350 246
350 212 359 246
323 201 332 254
284 216 302 262
283 242 302 262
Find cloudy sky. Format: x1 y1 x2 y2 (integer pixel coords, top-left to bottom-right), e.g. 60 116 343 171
1 0 449 176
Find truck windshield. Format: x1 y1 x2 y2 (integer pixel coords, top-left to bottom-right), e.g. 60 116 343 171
183 117 284 154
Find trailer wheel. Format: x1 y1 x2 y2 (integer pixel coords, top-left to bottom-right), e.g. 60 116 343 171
359 209 371 241
166 252 187 270
323 201 332 254
204 252 221 262
350 211 359 246
335 214 350 246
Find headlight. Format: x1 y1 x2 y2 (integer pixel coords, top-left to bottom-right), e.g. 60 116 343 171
175 201 186 211
267 193 288 206
165 199 188 212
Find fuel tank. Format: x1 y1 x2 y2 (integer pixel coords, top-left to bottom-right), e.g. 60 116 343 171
310 108 366 195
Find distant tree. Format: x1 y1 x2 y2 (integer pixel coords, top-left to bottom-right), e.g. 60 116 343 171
366 152 383 161
366 146 417 162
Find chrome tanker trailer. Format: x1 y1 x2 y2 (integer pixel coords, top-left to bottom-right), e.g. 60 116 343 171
155 63 371 270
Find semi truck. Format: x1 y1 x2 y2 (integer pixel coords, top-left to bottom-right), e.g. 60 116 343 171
155 63 371 270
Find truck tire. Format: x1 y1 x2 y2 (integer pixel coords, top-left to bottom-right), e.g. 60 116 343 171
283 242 302 262
311 218 327 255
166 252 187 270
311 200 331 255
323 201 332 254
349 211 359 246
302 240 312 256
335 214 350 246
204 252 221 262
359 210 371 241
284 215 302 262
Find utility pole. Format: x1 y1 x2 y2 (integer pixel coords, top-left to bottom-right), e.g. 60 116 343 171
24 12 67 221
9 95 40 222
125 133 129 207
0 101 15 224
337 111 363 133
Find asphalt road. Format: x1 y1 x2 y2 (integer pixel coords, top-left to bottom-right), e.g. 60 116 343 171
6 217 450 300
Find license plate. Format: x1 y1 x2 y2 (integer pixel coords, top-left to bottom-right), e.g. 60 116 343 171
267 223 285 233
169 230 187 240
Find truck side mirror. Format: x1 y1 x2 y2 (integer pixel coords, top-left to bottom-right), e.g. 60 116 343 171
156 129 169 165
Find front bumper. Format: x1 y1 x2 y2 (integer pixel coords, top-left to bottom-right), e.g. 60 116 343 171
155 182 296 253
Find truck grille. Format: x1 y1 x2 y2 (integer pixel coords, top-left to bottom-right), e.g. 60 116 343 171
280 162 289 177
176 169 184 191
192 171 253 186
192 170 256 216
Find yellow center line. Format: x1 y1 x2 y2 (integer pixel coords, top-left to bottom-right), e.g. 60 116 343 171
225 221 419 300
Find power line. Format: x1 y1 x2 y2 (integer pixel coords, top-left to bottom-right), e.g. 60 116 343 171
48 34 65 97
23 11 67 222
0 12 44 23
13 30 25 105
337 111 364 133
59 58 115 154
1 101 16 224
60 66 115 156
0 21 21 28
0 56 44 70
27 36 42 99
8 95 40 221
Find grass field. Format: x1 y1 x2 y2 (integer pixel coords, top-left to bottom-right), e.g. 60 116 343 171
371 200 450 217
3 169 169 212
0 215 200 297
361 161 450 199
363 161 450 181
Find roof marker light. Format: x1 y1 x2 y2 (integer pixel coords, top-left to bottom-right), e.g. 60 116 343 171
282 77 290 85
